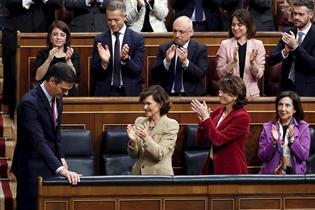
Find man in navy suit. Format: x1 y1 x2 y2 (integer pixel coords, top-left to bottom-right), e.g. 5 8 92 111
11 63 80 210
269 0 315 96
151 16 208 96
91 0 144 96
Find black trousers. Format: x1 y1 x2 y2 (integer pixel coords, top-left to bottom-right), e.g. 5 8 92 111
16 180 38 210
2 28 17 118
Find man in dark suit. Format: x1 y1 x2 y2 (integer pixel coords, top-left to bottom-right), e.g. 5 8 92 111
11 63 80 210
91 0 144 96
2 0 61 118
64 0 108 32
171 0 222 31
151 16 208 96
268 0 315 96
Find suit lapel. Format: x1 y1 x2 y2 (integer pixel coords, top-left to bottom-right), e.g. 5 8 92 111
36 86 57 132
301 25 315 47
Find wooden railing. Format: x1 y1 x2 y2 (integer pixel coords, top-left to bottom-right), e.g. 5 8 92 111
38 175 315 210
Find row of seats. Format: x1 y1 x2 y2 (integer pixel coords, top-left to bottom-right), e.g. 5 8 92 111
61 126 315 176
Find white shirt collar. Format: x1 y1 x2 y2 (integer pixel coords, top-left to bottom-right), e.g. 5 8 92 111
40 82 54 103
298 21 312 36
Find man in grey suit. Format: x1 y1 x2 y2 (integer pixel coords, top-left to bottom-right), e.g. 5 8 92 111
11 63 80 210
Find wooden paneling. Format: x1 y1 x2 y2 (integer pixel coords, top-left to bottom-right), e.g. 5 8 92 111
57 97 315 175
16 32 282 101
38 176 315 210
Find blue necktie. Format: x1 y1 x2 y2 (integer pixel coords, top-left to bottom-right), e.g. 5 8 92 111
113 32 121 87
195 0 203 22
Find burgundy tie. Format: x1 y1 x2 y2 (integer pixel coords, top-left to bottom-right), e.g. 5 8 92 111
51 97 56 128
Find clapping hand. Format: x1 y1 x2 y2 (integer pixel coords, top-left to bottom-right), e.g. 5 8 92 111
249 49 258 64
191 99 210 121
166 44 176 63
272 124 278 145
232 47 238 64
97 43 111 64
135 124 149 141
65 47 74 63
121 44 130 61
282 31 298 50
48 47 58 61
288 124 295 143
127 124 137 146
176 46 188 64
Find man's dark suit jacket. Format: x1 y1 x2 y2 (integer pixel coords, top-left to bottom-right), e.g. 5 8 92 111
64 0 108 32
268 25 315 96
151 39 208 96
91 27 144 96
171 0 222 31
11 85 63 183
2 0 61 118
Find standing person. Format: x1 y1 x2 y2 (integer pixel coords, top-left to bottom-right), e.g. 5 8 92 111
91 0 144 96
33 20 80 96
191 75 250 174
125 0 169 32
216 9 266 97
127 85 179 175
221 0 275 31
11 63 80 210
151 16 208 96
268 0 315 96
64 0 108 32
171 0 222 31
2 0 61 118
258 91 310 174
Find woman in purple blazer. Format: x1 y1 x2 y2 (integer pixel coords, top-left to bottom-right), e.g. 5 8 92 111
258 91 310 174
216 9 266 97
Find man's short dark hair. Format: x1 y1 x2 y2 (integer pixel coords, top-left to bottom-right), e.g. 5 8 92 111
106 0 126 13
293 0 314 11
45 63 76 84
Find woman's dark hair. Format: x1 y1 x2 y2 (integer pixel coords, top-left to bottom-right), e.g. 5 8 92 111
218 75 247 109
275 91 304 122
46 20 71 49
139 85 171 116
229 9 256 39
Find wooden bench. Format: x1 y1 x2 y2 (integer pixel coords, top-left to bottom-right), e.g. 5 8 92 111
16 32 282 100
38 175 315 210
60 97 315 175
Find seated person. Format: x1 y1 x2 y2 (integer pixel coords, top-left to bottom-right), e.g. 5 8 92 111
127 85 179 175
216 9 265 97
125 0 169 32
191 75 250 175
33 20 80 96
91 0 144 96
258 91 310 174
151 16 208 96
